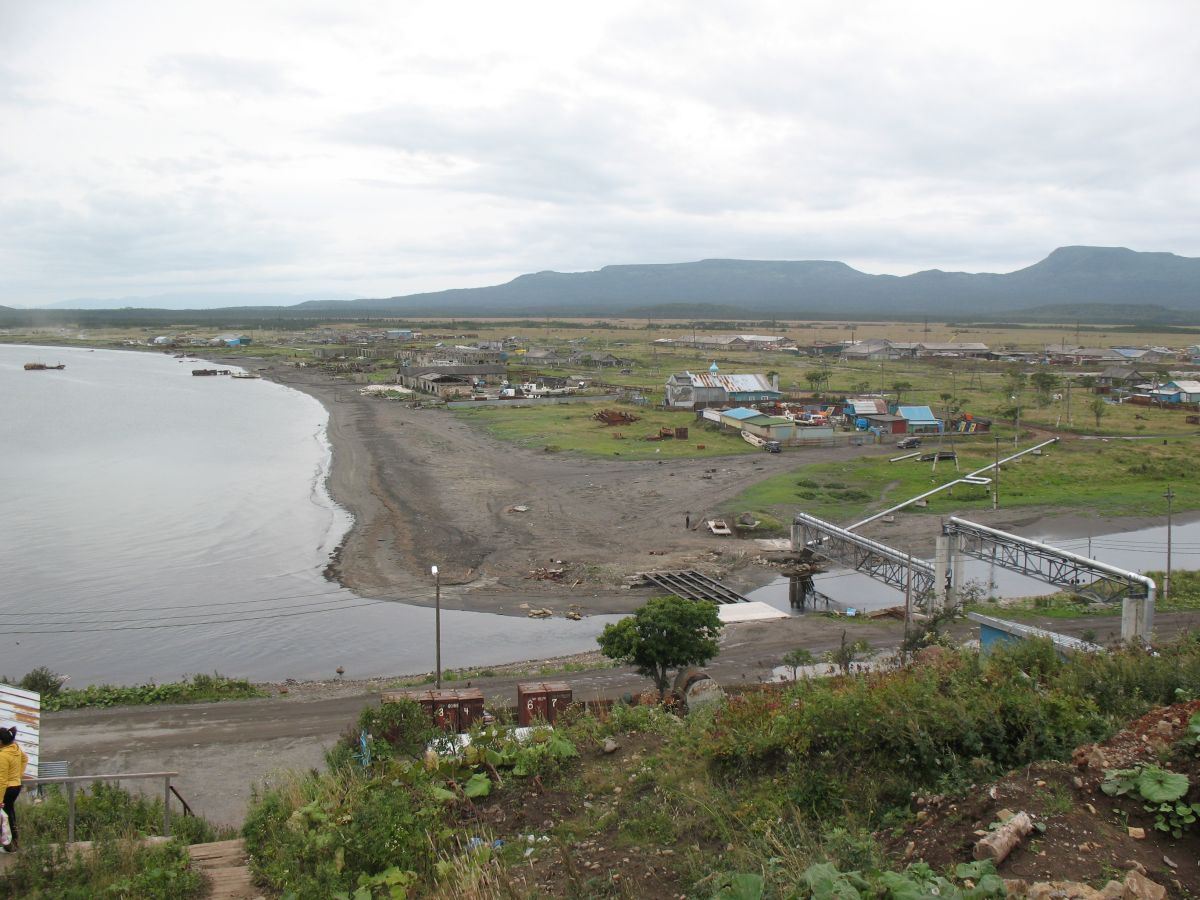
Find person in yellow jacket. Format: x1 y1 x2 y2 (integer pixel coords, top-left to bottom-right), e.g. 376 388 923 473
0 727 27 851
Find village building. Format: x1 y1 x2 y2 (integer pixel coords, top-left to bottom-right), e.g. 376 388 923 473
670 333 795 351
664 363 781 409
1096 366 1152 391
384 329 417 341
915 341 991 358
1147 380 1200 404
896 405 943 434
407 347 505 366
840 339 900 361
211 333 251 347
397 364 506 396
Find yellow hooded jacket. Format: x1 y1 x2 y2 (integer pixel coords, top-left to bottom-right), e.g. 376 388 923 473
0 742 27 789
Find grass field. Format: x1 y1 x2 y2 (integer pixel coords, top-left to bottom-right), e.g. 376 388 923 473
450 401 759 459
728 436 1200 525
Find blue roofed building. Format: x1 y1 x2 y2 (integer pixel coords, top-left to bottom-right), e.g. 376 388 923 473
897 405 943 434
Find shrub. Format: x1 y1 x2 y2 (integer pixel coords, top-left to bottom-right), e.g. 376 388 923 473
19 666 65 698
243 762 442 897
42 673 262 711
0 837 204 899
22 781 234 846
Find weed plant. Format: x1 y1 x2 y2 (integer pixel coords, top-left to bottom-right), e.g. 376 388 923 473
38 672 264 710
22 781 236 845
0 836 204 899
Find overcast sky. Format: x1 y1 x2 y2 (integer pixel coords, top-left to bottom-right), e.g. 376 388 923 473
2 1 1199 307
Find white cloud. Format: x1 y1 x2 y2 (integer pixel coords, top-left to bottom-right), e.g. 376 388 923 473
1 0 1199 305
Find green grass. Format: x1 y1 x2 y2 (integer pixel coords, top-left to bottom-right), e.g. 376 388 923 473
729 437 1200 525
452 401 756 459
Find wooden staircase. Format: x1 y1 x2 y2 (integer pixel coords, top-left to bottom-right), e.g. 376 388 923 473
189 839 261 900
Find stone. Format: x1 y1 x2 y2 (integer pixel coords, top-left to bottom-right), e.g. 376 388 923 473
1123 870 1167 900
603 738 620 754
1100 882 1125 900
1127 826 1146 839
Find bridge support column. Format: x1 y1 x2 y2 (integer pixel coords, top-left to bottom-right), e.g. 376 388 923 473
934 534 951 613
950 534 965 611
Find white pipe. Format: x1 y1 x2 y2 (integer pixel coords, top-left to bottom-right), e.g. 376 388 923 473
848 437 1059 531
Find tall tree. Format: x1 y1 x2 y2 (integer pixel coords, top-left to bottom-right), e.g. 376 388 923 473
597 596 723 699
1090 396 1108 429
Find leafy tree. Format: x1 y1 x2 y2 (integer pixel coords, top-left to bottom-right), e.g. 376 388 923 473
804 370 830 393
826 630 873 676
853 380 873 394
597 596 723 699
890 380 912 403
1030 371 1061 406
1090 396 1108 429
782 647 815 681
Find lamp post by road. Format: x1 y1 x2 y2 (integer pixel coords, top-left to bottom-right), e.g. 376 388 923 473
1164 486 1175 601
432 565 442 689
993 435 1000 510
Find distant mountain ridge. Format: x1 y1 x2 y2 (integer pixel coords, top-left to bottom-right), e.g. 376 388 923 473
293 246 1200 319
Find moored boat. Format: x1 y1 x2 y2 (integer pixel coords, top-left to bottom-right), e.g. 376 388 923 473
24 362 66 371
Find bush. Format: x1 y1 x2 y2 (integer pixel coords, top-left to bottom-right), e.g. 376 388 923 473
43 673 263 711
243 762 442 897
21 781 234 846
0 837 204 899
19 666 65 698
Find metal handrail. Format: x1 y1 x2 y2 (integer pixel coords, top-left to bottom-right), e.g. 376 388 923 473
22 771 181 843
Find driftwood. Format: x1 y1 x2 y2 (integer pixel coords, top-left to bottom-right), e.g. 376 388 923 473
973 811 1033 863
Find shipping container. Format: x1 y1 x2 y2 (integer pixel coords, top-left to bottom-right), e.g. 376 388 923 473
517 681 573 725
382 688 485 733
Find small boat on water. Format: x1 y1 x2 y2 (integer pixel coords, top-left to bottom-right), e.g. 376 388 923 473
24 362 66 371
231 372 261 379
192 368 231 376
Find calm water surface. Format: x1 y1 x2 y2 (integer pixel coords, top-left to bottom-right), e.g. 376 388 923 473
1 346 615 685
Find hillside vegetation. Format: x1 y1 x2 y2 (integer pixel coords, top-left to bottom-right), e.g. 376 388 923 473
241 635 1200 898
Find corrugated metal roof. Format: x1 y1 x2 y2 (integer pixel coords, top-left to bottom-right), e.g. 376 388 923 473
1164 380 1200 393
897 405 939 423
687 372 774 392
721 407 763 420
848 399 888 415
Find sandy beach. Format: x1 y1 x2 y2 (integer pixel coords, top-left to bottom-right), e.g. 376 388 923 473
259 359 889 615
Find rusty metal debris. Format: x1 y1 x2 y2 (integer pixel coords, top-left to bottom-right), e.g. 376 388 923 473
526 567 566 581
593 409 641 425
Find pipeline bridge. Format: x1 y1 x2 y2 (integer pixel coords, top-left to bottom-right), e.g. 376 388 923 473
791 440 1155 640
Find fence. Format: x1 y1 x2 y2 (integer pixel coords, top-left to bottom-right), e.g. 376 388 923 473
24 771 182 842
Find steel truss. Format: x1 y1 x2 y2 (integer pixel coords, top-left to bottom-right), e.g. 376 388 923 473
944 517 1150 601
793 513 934 597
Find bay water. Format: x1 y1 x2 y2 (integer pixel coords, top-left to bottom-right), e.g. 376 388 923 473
0 345 614 685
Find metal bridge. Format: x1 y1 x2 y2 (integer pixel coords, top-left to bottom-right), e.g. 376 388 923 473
793 513 934 598
792 512 1155 640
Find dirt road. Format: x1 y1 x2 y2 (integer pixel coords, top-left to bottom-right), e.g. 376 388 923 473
41 611 1200 826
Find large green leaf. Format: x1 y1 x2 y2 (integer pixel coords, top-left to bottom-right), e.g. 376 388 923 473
710 872 765 900
463 772 493 798
1136 766 1190 803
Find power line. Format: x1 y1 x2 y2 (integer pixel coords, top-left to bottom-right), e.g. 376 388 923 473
5 599 396 635
4 594 394 628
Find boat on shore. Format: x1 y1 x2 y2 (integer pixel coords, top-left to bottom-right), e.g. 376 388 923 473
24 362 65 371
192 368 231 376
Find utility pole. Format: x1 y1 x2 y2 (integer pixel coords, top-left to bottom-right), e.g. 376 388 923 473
432 565 442 688
993 434 1000 510
903 556 913 659
1164 485 1175 601
1066 377 1072 425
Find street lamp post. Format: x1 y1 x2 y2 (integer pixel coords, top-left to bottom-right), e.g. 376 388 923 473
1164 486 1175 601
993 435 1000 510
432 565 442 689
